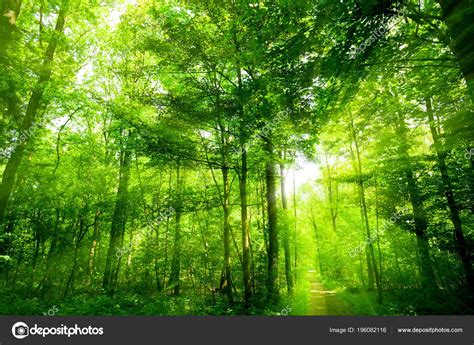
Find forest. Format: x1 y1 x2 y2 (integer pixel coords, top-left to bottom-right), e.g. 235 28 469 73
0 0 473 316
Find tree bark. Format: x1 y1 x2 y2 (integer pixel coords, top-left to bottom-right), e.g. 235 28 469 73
169 163 183 296
349 115 382 303
265 139 279 304
86 209 101 286
310 209 324 275
425 96 474 294
324 157 338 232
395 116 437 291
64 213 88 298
40 207 61 296
220 164 233 304
279 157 293 293
240 146 252 306
102 144 131 295
235 50 251 307
293 169 298 282
0 3 67 227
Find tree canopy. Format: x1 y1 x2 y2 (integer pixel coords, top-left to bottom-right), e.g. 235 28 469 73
0 0 473 315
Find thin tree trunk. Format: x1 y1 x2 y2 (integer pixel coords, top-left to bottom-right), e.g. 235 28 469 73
162 166 173 289
234 55 251 307
425 96 474 295
28 212 42 296
40 208 62 296
279 156 293 293
374 179 383 291
221 165 233 304
102 144 132 295
293 169 297 282
64 243 79 298
395 115 437 291
310 209 324 275
153 223 162 292
265 139 279 304
196 211 213 297
366 248 375 291
259 171 268 253
240 144 252 307
86 209 101 286
248 210 256 296
386 227 404 297
324 157 338 232
349 116 382 303
169 163 183 296
169 210 181 296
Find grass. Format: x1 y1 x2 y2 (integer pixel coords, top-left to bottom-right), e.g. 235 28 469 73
319 278 471 315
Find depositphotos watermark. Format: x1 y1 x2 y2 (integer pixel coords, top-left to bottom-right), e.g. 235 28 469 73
348 206 409 257
0 119 48 159
11 321 104 339
280 305 292 316
349 8 408 58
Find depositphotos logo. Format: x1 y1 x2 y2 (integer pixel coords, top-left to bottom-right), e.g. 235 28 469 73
12 321 104 339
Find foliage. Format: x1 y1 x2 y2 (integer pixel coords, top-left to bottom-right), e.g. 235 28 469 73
0 0 473 315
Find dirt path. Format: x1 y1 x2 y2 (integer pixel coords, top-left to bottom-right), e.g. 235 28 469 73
307 270 351 315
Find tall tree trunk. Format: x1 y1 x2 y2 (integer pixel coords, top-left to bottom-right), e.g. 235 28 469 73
425 96 474 295
102 145 131 295
0 3 67 228
64 242 79 298
40 208 61 296
221 165 233 304
162 166 173 289
293 169 298 282
66 213 89 297
374 179 383 292
279 157 293 293
29 211 42 296
202 110 235 304
240 145 252 306
153 223 163 292
169 163 183 296
265 139 279 304
349 116 382 303
365 247 375 291
196 211 214 298
395 116 437 291
235 51 251 307
324 157 338 232
86 209 101 286
259 171 268 253
310 209 324 275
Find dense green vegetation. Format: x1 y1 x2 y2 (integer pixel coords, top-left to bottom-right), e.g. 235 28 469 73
0 0 473 316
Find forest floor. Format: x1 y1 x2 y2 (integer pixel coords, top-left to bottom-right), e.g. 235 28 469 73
307 270 351 315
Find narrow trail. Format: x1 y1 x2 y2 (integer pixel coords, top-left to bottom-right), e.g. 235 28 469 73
307 270 351 315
